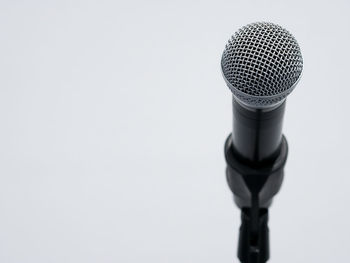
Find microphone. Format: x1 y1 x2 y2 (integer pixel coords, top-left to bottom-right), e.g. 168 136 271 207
222 22 303 165
221 22 303 262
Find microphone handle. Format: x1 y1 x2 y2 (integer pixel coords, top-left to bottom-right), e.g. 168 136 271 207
231 97 286 164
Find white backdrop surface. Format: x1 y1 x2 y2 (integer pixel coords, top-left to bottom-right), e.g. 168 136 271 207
0 0 349 262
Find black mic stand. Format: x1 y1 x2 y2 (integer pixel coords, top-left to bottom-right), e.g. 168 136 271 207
224 134 288 263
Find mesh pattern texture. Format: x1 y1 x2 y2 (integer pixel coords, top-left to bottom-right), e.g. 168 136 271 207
221 22 303 107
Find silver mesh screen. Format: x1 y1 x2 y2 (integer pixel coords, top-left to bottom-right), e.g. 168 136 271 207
221 22 303 107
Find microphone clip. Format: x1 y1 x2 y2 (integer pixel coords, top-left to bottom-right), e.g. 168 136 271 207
224 134 288 263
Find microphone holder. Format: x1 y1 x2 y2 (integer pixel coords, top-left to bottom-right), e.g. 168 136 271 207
224 134 288 263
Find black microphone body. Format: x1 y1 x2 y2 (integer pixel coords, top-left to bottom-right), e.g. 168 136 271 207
231 97 286 165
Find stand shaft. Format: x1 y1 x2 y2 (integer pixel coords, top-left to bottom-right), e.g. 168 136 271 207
238 208 269 263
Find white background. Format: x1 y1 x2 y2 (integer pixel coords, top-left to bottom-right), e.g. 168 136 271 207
0 0 349 262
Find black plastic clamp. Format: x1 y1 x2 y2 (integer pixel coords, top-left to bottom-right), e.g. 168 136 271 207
224 134 288 263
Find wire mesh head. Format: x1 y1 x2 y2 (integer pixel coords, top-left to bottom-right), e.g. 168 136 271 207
221 22 303 108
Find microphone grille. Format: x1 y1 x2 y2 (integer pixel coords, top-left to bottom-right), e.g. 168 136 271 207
221 22 303 107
